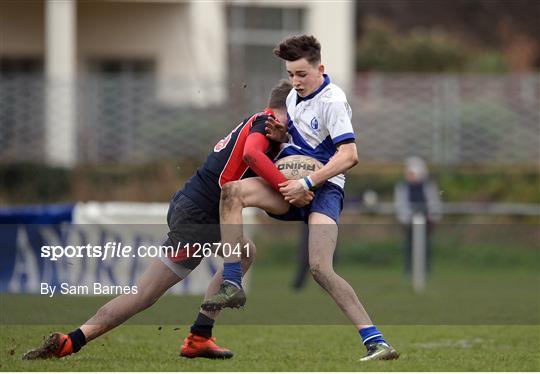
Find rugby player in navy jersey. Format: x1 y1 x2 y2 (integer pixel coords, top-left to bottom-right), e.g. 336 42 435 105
22 80 314 360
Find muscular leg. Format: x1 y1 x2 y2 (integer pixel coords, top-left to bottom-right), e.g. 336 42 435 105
219 178 289 265
200 178 289 310
219 177 288 258
307 212 373 329
81 259 182 342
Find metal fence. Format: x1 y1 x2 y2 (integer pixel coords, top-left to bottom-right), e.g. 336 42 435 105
354 73 539 165
1 73 538 166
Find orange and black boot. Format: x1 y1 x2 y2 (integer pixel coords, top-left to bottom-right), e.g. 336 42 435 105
22 333 74 360
180 333 233 359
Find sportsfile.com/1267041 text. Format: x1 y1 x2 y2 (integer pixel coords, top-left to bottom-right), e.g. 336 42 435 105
40 241 251 262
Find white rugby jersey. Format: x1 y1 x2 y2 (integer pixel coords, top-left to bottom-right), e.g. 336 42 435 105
277 74 356 189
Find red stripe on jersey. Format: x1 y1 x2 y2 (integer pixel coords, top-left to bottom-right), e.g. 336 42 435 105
218 112 262 188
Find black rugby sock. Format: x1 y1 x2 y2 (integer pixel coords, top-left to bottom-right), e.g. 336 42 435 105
190 312 215 338
68 328 87 353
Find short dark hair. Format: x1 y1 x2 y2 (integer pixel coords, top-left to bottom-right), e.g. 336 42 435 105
268 79 292 109
273 35 321 65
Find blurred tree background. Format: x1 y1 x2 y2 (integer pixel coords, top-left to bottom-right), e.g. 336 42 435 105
1 0 538 204
356 0 540 72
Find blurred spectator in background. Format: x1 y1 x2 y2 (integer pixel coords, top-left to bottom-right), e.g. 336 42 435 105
394 156 442 277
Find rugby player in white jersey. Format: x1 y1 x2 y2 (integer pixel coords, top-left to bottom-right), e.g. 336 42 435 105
201 35 399 361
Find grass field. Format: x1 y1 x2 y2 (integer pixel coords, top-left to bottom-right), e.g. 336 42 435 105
1 263 539 371
2 325 539 371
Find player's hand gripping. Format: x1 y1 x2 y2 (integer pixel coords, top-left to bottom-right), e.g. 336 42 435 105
265 116 289 143
279 180 314 207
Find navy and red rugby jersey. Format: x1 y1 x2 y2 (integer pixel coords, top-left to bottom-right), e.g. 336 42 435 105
180 109 281 219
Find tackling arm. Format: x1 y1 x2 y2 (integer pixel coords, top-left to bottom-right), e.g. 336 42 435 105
243 132 287 191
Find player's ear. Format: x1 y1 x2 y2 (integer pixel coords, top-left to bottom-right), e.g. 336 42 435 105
318 64 325 75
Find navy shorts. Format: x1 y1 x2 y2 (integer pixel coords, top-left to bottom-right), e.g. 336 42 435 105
267 182 344 224
161 191 220 276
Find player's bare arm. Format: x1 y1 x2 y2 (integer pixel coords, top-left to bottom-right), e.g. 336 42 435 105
279 143 359 204
310 142 358 185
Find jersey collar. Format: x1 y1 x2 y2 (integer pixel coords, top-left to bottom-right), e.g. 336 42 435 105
296 74 331 105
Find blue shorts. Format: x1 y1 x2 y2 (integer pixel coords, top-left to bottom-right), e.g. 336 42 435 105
267 182 344 224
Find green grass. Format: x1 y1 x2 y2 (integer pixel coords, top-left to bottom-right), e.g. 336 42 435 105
1 264 538 325
1 263 539 371
2 162 539 204
1 325 539 371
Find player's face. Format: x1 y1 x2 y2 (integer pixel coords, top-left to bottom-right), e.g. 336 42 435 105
286 58 325 98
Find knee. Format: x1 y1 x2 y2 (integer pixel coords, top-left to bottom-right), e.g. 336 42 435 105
136 292 159 311
309 261 332 286
309 261 324 280
221 181 244 208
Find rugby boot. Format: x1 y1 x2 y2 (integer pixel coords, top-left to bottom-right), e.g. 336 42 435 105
180 333 233 359
359 342 399 361
201 281 246 311
22 333 73 360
